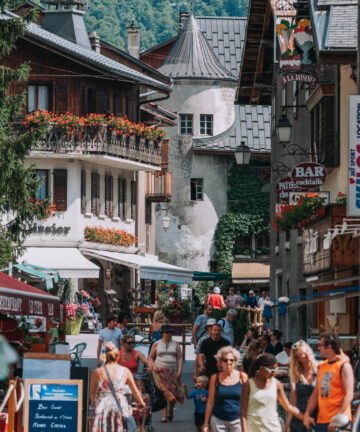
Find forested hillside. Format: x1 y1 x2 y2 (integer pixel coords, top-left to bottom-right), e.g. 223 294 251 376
84 0 248 52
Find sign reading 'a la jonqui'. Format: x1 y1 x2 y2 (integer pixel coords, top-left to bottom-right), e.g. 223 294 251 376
291 162 327 190
348 95 360 217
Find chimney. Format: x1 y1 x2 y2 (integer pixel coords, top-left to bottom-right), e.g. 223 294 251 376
42 0 91 49
178 11 191 33
88 31 100 53
127 20 140 59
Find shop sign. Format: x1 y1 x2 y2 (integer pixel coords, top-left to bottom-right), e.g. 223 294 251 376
0 292 59 318
291 162 327 190
31 223 71 235
276 176 300 202
279 72 317 87
348 95 360 216
289 191 330 205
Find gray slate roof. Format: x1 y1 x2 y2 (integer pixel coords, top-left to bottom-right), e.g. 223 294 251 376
196 17 247 78
3 11 170 91
159 15 237 82
193 105 271 153
311 0 357 50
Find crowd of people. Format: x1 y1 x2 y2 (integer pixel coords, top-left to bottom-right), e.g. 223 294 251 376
90 290 358 432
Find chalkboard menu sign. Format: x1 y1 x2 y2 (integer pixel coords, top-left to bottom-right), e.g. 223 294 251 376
24 379 83 432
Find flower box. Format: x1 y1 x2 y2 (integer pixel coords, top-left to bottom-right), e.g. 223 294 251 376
65 316 83 335
29 343 46 353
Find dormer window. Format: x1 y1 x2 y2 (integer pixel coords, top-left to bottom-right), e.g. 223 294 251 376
180 114 193 135
200 114 213 135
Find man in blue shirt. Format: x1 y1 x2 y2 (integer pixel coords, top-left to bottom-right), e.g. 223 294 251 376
244 290 258 308
192 304 213 349
218 308 237 346
97 314 123 367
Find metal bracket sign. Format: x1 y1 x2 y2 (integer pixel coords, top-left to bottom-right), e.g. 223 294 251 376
276 176 300 202
348 95 360 216
291 162 327 190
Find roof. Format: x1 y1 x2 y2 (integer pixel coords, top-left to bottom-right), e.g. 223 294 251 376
193 104 271 153
3 11 171 92
159 15 237 82
311 0 357 51
140 103 178 126
196 17 247 78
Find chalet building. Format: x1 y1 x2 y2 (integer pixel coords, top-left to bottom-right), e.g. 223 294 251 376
4 0 192 319
141 14 272 288
238 0 359 346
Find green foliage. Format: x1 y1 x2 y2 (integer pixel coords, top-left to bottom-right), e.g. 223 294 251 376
162 297 192 321
212 308 248 345
85 0 249 51
0 4 45 265
214 167 269 273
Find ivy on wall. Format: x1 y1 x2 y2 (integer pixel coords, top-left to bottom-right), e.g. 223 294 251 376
214 166 270 273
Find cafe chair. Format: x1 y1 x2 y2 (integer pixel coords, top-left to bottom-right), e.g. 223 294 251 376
69 342 87 367
49 341 70 355
128 327 147 344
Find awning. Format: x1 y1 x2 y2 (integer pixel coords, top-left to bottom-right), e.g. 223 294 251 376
20 248 100 279
0 272 60 319
81 249 193 283
193 271 230 281
232 262 270 284
12 263 61 291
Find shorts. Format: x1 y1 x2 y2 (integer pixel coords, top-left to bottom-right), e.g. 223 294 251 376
195 413 205 427
314 424 330 432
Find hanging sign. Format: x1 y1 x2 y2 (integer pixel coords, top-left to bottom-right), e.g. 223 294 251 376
348 95 360 216
276 176 300 202
289 191 330 205
279 72 317 87
291 162 327 190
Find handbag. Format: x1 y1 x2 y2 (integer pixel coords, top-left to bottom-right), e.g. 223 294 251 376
151 382 167 412
103 364 128 431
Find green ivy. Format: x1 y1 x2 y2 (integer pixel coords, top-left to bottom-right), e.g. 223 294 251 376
214 167 269 273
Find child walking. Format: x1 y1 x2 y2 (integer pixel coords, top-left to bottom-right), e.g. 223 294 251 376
184 376 209 432
132 379 150 432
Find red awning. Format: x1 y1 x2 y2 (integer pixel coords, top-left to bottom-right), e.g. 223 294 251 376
0 273 60 319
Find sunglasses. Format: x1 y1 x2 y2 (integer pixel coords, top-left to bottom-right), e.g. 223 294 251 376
125 341 134 345
292 340 306 350
163 331 173 334
264 366 277 374
221 358 235 363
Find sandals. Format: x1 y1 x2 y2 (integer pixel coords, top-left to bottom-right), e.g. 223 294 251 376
160 416 168 423
167 406 174 422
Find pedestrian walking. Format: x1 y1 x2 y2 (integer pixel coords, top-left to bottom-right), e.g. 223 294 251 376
203 346 246 432
209 287 225 310
204 286 214 305
184 375 209 432
117 311 129 335
118 334 151 374
91 342 145 432
132 379 150 432
240 325 258 349
149 324 184 423
265 330 283 356
225 287 238 308
218 309 237 346
240 354 304 432
303 333 354 432
241 339 263 374
193 318 217 381
148 310 166 353
192 304 213 349
199 323 230 376
257 291 270 309
97 314 123 367
286 340 317 432
276 341 292 367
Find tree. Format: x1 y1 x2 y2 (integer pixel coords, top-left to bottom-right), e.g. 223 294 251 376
0 1 45 267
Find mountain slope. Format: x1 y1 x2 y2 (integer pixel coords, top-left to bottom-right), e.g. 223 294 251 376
85 0 248 52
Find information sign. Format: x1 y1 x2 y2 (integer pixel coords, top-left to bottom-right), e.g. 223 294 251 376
289 191 330 205
291 162 327 190
276 176 300 202
24 379 82 432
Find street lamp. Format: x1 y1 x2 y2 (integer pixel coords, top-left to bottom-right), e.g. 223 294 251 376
276 113 292 145
162 212 171 231
235 142 251 165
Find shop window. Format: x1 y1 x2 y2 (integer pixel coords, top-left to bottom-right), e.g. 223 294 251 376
81 170 86 214
91 172 100 215
53 169 67 211
118 177 127 220
105 174 114 217
35 169 48 201
190 178 203 201
131 180 137 220
28 85 50 112
179 114 193 135
200 114 213 135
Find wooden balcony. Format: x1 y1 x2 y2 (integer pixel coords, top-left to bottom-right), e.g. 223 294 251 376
146 171 172 202
26 124 162 166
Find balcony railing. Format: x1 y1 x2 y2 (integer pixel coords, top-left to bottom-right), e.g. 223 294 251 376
146 171 172 202
25 124 162 166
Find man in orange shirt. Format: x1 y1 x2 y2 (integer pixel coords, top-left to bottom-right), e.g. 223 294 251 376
303 333 354 432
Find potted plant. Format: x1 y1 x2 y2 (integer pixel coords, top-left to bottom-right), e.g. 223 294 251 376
22 334 46 353
162 298 192 335
64 302 90 335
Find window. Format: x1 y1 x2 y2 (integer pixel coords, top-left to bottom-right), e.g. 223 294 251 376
53 169 67 211
118 177 127 220
91 172 100 215
145 201 152 225
179 114 193 135
28 85 50 112
105 175 114 217
131 180 137 220
256 234 270 250
190 178 203 201
200 114 213 135
35 170 48 201
81 170 86 214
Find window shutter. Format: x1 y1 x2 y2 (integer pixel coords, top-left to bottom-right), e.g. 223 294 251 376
95 90 109 114
53 169 67 211
55 84 68 114
118 177 123 219
81 170 86 214
105 175 113 217
91 172 100 215
123 179 127 219
131 180 137 220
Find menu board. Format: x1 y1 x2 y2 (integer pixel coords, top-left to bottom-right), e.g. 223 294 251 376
24 379 83 432
23 353 71 380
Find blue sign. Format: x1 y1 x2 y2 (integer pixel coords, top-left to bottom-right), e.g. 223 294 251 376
26 382 81 432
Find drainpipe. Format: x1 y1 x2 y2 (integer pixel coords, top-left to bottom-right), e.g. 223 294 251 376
137 76 174 119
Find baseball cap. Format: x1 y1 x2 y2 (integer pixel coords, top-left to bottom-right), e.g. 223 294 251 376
249 290 254 295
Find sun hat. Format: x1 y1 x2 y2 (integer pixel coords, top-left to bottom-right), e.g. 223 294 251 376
206 318 217 327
